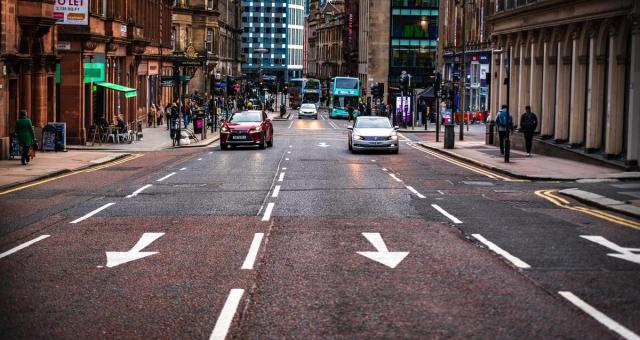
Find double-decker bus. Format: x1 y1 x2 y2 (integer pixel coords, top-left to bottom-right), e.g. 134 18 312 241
329 77 360 119
288 78 321 109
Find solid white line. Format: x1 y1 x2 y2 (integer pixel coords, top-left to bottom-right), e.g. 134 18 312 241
559 291 640 340
157 172 176 182
288 120 294 129
389 173 402 182
126 184 152 198
272 185 281 198
70 203 116 224
209 289 245 340
179 167 187 171
241 233 265 270
406 186 426 199
278 172 285 182
262 202 275 221
0 235 51 259
471 234 531 269
431 204 463 224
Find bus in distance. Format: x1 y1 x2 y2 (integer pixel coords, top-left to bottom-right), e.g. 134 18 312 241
330 77 360 119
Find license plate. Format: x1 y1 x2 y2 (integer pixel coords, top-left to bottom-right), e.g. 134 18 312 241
232 135 247 140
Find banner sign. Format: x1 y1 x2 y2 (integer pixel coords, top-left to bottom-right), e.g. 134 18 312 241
54 0 89 25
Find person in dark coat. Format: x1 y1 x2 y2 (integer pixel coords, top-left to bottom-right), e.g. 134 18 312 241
347 105 355 122
519 105 538 156
15 110 35 165
496 104 514 155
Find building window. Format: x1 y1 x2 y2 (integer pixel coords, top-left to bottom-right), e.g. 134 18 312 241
207 0 214 10
207 28 214 53
172 27 177 51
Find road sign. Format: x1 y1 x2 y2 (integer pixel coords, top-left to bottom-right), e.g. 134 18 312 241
357 233 409 268
104 233 165 268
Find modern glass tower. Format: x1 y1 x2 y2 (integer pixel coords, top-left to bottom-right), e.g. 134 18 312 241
241 0 305 84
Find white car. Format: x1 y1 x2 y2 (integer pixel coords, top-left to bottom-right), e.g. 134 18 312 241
348 116 399 154
298 103 318 119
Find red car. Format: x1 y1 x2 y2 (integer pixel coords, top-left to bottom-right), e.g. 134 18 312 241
220 110 274 150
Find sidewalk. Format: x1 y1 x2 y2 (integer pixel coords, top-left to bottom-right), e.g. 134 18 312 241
559 187 640 219
0 151 127 191
67 124 219 152
406 124 640 181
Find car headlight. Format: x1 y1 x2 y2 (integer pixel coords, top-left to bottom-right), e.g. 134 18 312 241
251 126 262 133
353 134 364 140
388 135 398 141
221 126 229 133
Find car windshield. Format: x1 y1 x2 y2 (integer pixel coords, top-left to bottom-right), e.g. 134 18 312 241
301 104 316 110
230 111 262 123
355 118 392 129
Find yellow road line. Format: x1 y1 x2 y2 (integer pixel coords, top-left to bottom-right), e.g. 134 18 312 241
405 140 524 182
535 189 640 231
0 153 142 196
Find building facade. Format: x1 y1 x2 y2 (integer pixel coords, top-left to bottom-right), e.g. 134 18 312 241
0 0 58 146
358 0 390 100
489 0 639 166
241 0 304 86
440 0 492 114
56 0 174 145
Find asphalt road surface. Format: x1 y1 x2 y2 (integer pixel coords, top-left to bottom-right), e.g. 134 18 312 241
1 110 639 339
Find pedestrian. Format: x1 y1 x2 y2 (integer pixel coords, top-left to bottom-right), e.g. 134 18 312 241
358 102 365 117
148 104 156 127
519 105 538 156
15 110 35 165
496 104 513 155
165 103 172 130
366 102 372 116
156 103 164 126
347 104 354 122
182 98 191 128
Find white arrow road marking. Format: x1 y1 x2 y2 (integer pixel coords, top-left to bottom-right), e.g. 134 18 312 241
318 142 330 147
431 204 462 224
157 172 176 182
70 203 116 224
472 234 531 269
559 291 640 340
209 289 245 340
241 233 264 270
105 232 165 268
581 235 640 265
357 233 409 269
126 184 152 198
0 235 50 259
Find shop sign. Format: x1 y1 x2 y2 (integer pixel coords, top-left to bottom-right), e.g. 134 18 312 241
83 63 105 83
54 0 89 25
121 25 127 38
160 76 175 87
57 41 71 50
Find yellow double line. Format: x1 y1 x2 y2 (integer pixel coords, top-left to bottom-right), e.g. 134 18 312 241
535 189 640 230
0 153 142 196
406 141 525 182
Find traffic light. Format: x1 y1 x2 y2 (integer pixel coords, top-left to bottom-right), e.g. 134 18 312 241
282 84 288 94
259 80 264 89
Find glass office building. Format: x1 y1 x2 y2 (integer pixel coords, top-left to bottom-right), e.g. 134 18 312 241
241 0 305 83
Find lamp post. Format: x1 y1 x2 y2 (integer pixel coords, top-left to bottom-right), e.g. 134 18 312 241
493 47 511 162
253 47 269 104
456 0 468 141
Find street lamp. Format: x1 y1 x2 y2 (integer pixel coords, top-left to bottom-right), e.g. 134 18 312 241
253 47 269 105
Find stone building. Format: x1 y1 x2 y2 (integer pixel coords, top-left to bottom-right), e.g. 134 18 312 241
489 0 639 167
316 1 346 82
217 0 243 83
55 0 174 144
358 0 390 100
0 0 58 146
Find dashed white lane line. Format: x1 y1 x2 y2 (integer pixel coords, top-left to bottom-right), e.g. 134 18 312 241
371 159 376 162
287 151 292 154
70 202 116 224
381 168 388 172
389 173 402 182
209 288 245 340
288 121 294 129
437 190 445 195
262 202 275 221
471 234 531 269
179 167 187 171
198 158 203 161
282 167 287 170
559 291 640 340
278 172 285 182
157 172 177 182
289 145 293 148
126 184 152 198
431 204 463 224
272 185 281 198
406 186 426 199
241 233 265 270
0 235 51 259
285 158 290 161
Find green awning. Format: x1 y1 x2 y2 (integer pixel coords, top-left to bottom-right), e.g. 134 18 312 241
95 82 137 98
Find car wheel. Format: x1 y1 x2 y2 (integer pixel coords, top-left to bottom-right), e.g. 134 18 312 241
267 130 273 147
258 133 266 149
221 143 228 150
391 149 399 154
348 140 353 151
314 115 318 120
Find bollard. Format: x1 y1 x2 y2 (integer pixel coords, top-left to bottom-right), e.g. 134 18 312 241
504 134 511 163
444 124 455 149
487 121 495 145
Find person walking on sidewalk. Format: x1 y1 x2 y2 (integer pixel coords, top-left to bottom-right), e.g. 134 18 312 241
15 110 35 165
347 104 355 123
519 105 538 157
496 104 513 155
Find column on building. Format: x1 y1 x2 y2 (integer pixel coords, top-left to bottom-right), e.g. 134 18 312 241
554 29 572 143
585 25 607 152
604 22 628 157
627 17 640 166
489 39 501 117
508 39 519 119
517 38 530 120
498 43 507 109
540 31 557 138
21 62 32 116
59 52 85 144
529 32 543 134
569 26 588 146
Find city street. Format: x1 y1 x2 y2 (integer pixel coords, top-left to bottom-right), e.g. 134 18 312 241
1 112 639 339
